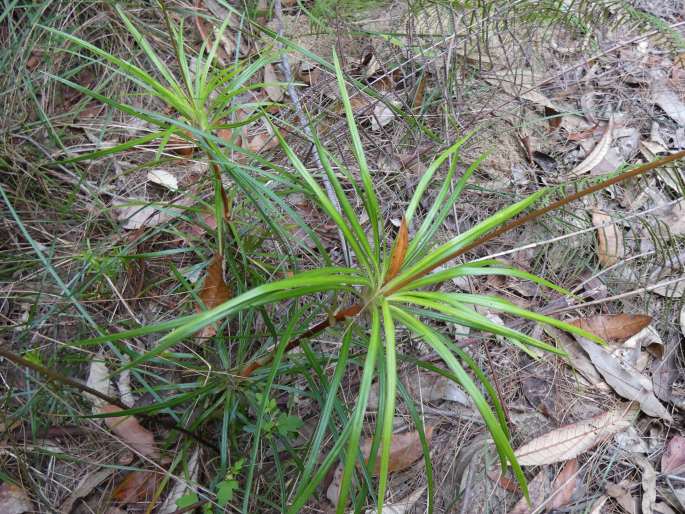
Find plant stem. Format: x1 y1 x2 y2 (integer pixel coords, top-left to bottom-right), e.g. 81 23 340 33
238 149 685 376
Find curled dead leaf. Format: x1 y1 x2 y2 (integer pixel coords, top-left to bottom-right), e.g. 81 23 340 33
592 209 624 267
570 116 614 176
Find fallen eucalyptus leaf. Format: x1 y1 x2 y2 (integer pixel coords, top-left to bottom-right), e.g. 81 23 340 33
514 404 638 465
0 483 33 514
361 426 434 475
101 404 160 460
263 62 283 102
147 169 178 191
634 455 657 514
85 352 113 409
569 314 652 343
574 336 672 421
59 469 115 514
606 480 638 514
661 436 685 474
548 458 579 510
508 470 550 514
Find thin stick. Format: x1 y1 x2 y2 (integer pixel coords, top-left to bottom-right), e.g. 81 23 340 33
272 0 352 267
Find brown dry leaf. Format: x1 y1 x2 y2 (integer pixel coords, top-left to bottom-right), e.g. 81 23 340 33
245 131 278 153
634 455 657 514
168 132 194 158
606 480 638 514
568 314 652 342
651 75 685 126
592 209 624 267
386 217 408 282
199 254 231 310
569 117 614 176
101 404 160 460
263 63 283 102
361 426 434 475
112 470 160 505
198 253 231 338
508 470 551 514
364 487 426 514
548 459 578 510
514 404 638 466
59 469 115 514
26 51 42 71
573 336 672 421
0 483 33 514
662 436 685 473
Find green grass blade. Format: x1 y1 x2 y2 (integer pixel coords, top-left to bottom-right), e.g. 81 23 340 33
41 26 192 117
391 293 565 355
242 308 305 513
405 133 474 223
336 306 381 513
390 307 529 500
377 300 397 512
333 51 381 259
386 188 548 291
114 4 186 99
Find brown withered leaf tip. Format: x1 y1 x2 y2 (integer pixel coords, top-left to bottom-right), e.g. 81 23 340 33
386 217 409 283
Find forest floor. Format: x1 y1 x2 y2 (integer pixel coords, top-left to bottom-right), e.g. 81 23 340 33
2 1 685 513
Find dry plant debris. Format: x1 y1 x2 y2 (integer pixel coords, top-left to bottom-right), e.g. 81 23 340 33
3 0 685 513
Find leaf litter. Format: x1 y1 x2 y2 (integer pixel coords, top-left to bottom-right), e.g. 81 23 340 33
7 1 685 512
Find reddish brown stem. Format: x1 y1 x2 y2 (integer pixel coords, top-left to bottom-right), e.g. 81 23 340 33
211 163 230 221
238 149 685 377
239 303 362 378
